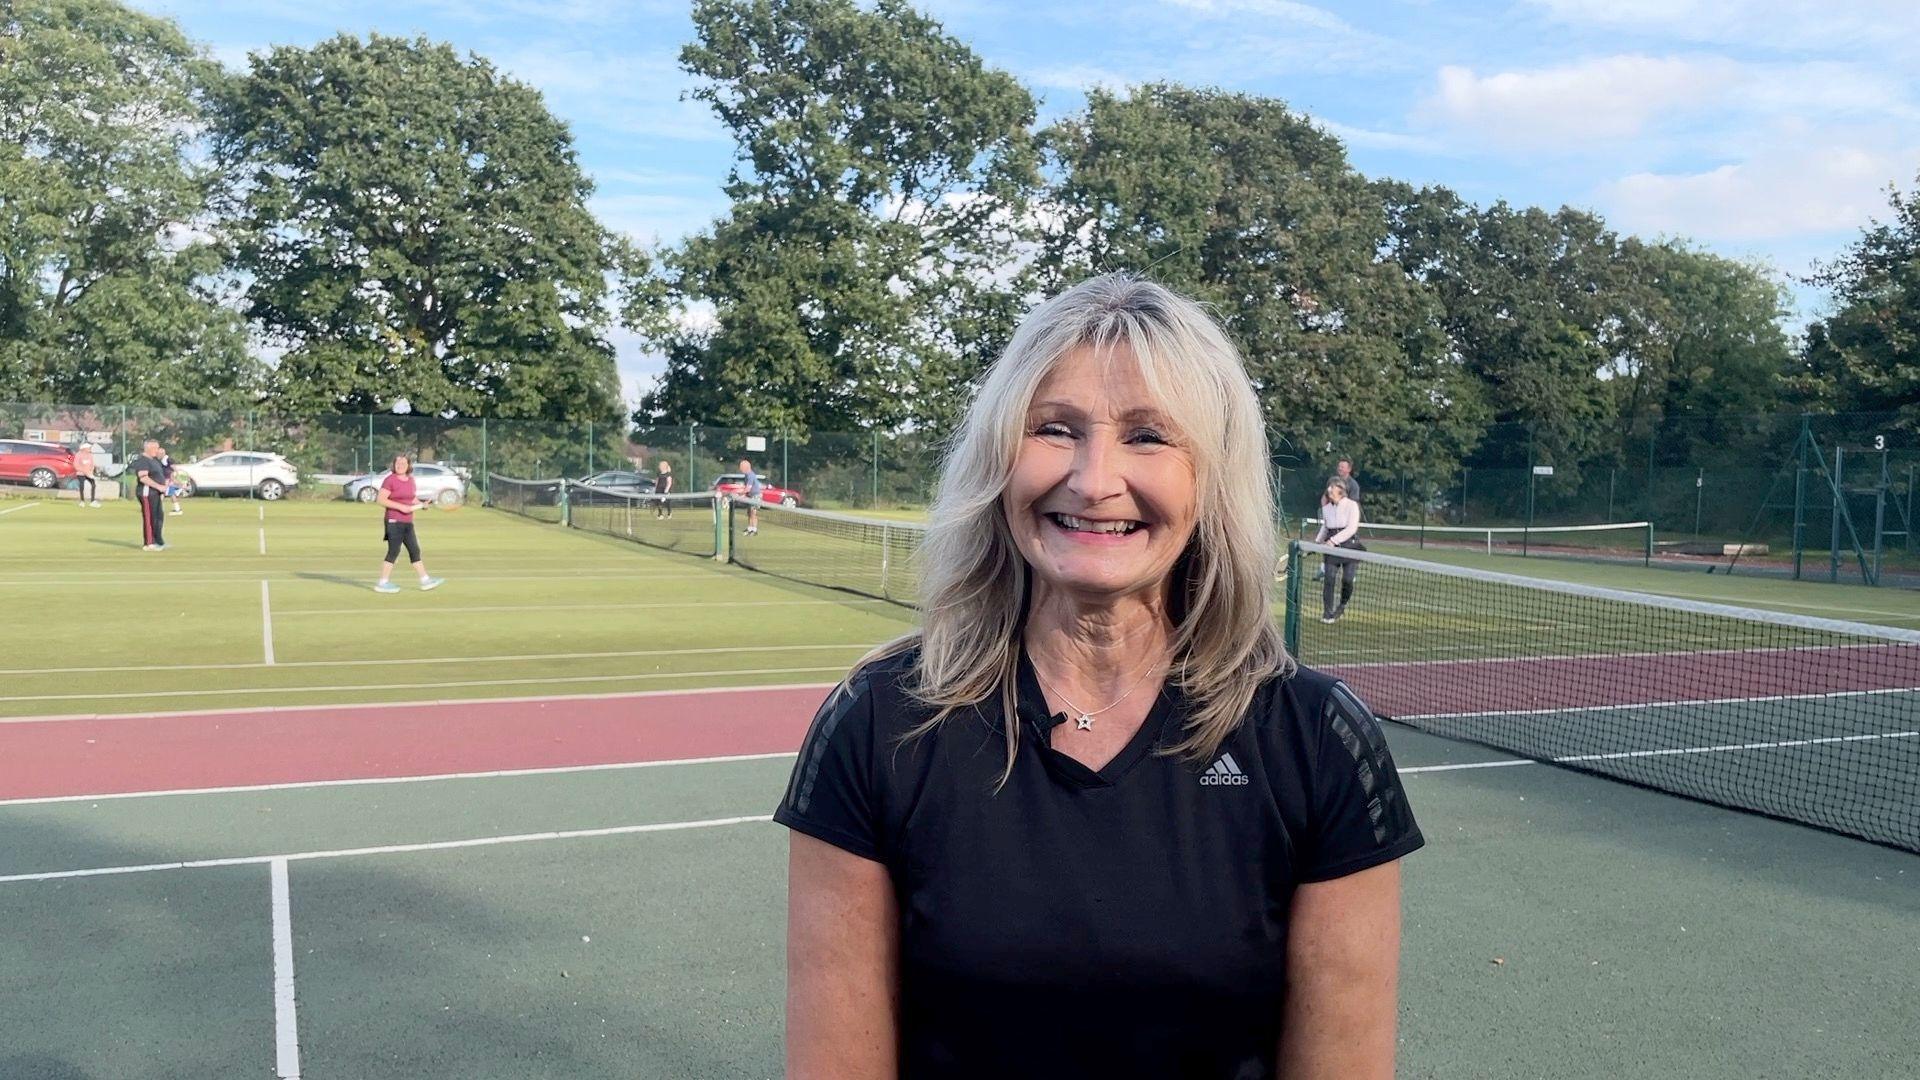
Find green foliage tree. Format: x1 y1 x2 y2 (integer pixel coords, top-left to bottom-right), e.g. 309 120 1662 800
1044 87 1489 513
631 0 1041 436
1794 178 1920 429
216 33 620 425
0 0 256 405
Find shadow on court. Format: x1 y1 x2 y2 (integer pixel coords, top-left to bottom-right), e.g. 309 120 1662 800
84 538 142 550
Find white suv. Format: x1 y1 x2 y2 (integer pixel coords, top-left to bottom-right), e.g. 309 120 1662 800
175 451 300 500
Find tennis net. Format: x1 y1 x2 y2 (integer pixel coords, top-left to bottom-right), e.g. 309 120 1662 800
1301 517 1653 564
1287 540 1920 852
726 499 923 605
566 483 720 558
486 473 565 523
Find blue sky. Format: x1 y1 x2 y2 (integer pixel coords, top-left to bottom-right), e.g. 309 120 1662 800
133 0 1920 405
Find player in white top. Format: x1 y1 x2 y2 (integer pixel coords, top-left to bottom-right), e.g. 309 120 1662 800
1313 481 1362 622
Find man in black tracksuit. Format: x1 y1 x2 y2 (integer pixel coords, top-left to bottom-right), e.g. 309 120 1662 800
131 439 168 550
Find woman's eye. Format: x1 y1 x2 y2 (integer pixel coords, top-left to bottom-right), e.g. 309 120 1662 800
1128 428 1169 445
1033 422 1074 438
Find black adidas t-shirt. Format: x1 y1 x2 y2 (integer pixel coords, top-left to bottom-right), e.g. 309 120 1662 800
774 649 1424 1079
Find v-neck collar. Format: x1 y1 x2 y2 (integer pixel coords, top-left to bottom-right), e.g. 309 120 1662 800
1015 650 1178 790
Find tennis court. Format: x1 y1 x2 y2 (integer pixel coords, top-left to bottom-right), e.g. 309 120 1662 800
1 495 1916 1078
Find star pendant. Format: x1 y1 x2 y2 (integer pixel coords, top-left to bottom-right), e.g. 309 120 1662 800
1075 714 1095 731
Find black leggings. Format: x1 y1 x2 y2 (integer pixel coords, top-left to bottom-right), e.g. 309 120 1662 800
383 521 422 564
1323 553 1358 617
76 476 95 501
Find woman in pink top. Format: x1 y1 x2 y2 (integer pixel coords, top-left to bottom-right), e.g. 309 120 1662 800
71 443 99 507
1313 481 1362 622
372 455 444 594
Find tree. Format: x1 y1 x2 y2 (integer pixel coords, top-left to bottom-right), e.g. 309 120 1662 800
0 0 256 405
631 0 1040 435
1044 87 1488 515
1794 177 1920 429
216 34 620 425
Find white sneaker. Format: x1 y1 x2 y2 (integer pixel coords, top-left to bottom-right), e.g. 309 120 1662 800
170 508 183 516
90 500 101 507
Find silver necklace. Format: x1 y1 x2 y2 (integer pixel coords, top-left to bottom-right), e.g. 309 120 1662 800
1031 652 1165 731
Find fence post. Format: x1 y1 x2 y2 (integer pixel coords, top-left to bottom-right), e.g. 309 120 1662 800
688 425 697 491
1693 468 1704 541
366 413 374 473
481 418 489 501
587 421 594 477
782 431 790 489
871 430 879 506
1282 541 1303 655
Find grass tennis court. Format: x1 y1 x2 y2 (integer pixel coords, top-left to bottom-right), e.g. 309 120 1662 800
1 494 1916 1078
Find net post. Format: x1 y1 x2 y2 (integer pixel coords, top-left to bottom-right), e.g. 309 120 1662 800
881 524 891 601
716 495 729 562
1644 521 1653 567
559 480 571 528
1282 541 1302 655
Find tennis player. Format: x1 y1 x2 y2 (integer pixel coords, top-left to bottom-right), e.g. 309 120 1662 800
1314 481 1363 622
372 454 444 594
739 457 762 534
777 275 1422 1079
130 438 168 550
654 459 673 518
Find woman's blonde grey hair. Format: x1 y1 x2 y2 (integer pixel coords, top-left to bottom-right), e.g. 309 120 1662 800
856 273 1291 781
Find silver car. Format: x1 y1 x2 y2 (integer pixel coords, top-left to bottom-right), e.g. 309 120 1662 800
344 463 469 506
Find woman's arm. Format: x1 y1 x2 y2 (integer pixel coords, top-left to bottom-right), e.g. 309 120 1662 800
787 832 900 1079
1277 860 1402 1080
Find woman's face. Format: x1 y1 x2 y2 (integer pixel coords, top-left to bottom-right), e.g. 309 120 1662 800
393 456 411 476
1326 484 1344 504
1003 344 1198 606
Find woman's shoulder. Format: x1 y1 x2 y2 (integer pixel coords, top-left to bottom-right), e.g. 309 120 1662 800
1246 662 1371 740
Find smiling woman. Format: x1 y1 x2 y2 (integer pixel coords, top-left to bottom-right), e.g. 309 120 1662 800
775 274 1425 1080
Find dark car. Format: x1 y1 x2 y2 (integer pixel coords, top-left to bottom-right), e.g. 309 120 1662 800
0 440 77 490
574 470 656 495
711 472 802 508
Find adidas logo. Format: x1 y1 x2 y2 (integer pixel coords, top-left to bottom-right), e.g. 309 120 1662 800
1200 752 1250 786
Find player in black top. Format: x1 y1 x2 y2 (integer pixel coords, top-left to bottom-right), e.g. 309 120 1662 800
777 651 1421 1078
777 275 1421 1080
130 439 168 550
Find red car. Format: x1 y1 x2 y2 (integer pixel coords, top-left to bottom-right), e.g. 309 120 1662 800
711 472 803 507
0 440 77 490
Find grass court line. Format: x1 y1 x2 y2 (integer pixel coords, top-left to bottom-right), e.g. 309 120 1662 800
274 596 892 616
0 750 802 807
0 503 38 516
270 858 301 1080
261 580 276 665
0 641 878 677
0 814 775 885
2 680 839 725
0 665 848 706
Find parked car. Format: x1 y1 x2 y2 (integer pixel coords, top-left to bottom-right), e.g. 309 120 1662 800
344 462 468 506
711 472 802 507
174 451 300 500
574 470 657 495
0 440 77 490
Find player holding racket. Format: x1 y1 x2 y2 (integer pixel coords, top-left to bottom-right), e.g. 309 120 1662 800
372 454 445 593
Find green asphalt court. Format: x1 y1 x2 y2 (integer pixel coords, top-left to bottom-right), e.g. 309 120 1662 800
0 494 1915 1078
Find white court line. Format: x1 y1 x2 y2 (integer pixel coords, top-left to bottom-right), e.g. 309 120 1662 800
273 597 890 616
0 665 847 706
0 641 877 678
0 750 800 807
0 814 774 885
3 679 838 725
258 527 266 555
270 859 301 1079
0 503 38 517
259 505 264 522
261 581 276 665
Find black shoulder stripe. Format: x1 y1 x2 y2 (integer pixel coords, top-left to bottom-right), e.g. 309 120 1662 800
1325 682 1413 846
784 679 865 817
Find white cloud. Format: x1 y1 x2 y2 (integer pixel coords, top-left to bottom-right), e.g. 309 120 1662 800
1311 118 1448 155
491 45 725 143
1523 0 1920 54
1162 0 1356 34
1024 64 1137 94
1598 131 1917 241
1424 55 1740 146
